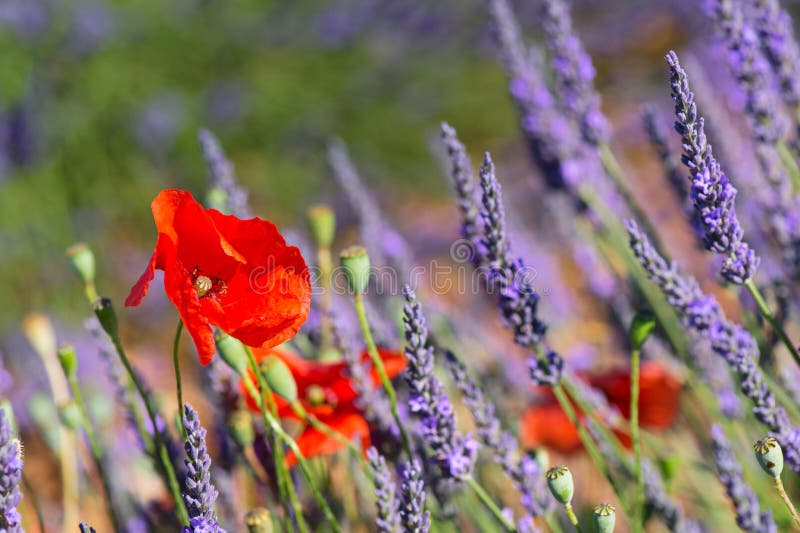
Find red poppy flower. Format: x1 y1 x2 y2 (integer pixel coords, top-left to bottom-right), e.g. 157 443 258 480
243 346 406 466
520 361 682 453
125 189 311 365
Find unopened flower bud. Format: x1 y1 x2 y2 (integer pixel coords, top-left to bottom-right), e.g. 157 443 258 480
307 204 336 249
593 503 616 533
629 311 656 350
340 246 371 295
546 465 574 505
59 401 84 430
22 313 57 359
58 344 78 378
245 507 273 533
228 410 255 447
66 243 96 287
259 355 298 403
754 437 784 477
215 331 248 376
93 298 119 340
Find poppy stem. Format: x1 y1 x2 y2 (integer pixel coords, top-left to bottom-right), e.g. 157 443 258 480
242 348 343 533
173 320 187 441
108 334 190 525
564 503 583 532
352 293 414 461
774 476 800 528
743 279 800 369
630 348 644 533
465 476 518 531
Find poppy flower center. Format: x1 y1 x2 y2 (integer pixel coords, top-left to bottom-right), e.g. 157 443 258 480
191 269 226 298
306 385 331 407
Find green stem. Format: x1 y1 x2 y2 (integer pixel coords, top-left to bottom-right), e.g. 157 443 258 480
21 473 45 533
775 476 800 528
109 335 190 525
67 374 122 531
776 140 800 192
352 293 414 460
598 143 657 241
630 349 644 533
466 477 517 532
173 320 186 440
744 279 800 369
243 349 342 533
564 503 582 532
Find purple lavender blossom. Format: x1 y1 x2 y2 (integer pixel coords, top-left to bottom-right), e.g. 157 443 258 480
445 351 550 519
134 92 185 155
402 286 478 480
627 220 800 471
711 424 776 532
67 3 116 55
399 461 431 533
367 447 401 533
198 129 251 218
540 0 609 146
666 50 759 284
642 459 686 531
0 409 23 532
440 122 482 262
79 522 97 533
182 404 225 532
751 0 800 106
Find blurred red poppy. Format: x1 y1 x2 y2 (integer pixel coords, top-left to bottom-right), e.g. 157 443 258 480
125 189 311 365
244 346 407 466
520 361 681 453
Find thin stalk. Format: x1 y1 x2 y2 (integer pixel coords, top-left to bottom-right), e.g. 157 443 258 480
744 279 800 369
318 246 334 349
352 293 413 460
777 140 800 192
67 373 122 531
466 476 517 532
774 476 800 528
242 348 342 533
630 348 644 533
21 473 45 533
563 503 582 532
544 512 565 533
109 335 190 524
173 320 186 440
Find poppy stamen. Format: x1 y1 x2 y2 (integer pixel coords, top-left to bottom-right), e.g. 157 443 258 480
194 275 213 297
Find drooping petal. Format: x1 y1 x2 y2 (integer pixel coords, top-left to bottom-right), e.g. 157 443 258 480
286 411 370 467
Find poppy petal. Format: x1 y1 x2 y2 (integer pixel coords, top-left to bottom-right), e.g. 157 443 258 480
285 412 370 468
520 403 582 454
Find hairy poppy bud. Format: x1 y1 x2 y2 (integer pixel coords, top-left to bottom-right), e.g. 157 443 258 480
215 331 249 376
629 311 656 350
228 410 255 447
259 356 298 403
340 246 371 295
245 507 273 533
59 401 83 431
66 243 96 287
754 437 784 477
307 204 336 249
57 343 78 378
546 465 574 505
593 503 616 533
22 313 57 359
93 298 119 340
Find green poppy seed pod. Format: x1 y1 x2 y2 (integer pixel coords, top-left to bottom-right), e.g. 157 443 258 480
214 331 249 376
66 243 96 287
629 311 656 350
206 187 228 212
754 437 784 477
22 312 57 359
228 410 255 447
545 465 574 505
593 503 616 533
245 507 273 533
307 204 336 249
259 356 298 403
93 297 119 340
340 246 371 295
57 343 78 378
58 401 84 431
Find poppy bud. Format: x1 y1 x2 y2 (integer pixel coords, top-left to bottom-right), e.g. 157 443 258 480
754 436 784 477
22 313 57 359
228 410 255 447
340 246 371 295
215 331 249 376
305 385 326 407
57 343 78 378
318 347 342 363
59 401 84 431
244 507 273 533
259 356 298 403
629 311 656 350
545 465 574 505
307 204 336 249
93 298 119 340
206 187 228 212
593 503 616 533
66 243 96 287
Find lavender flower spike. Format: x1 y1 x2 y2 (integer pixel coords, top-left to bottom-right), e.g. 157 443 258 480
440 122 481 260
666 50 759 283
403 286 478 480
182 404 226 533
399 461 431 533
541 0 609 145
751 0 800 107
0 408 23 532
367 447 401 533
627 220 800 471
711 424 777 533
198 129 250 218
